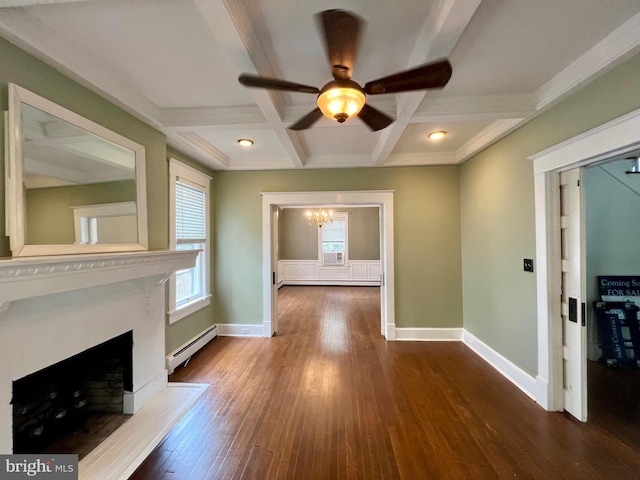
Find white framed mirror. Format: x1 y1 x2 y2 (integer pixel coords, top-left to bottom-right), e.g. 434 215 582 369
5 83 148 256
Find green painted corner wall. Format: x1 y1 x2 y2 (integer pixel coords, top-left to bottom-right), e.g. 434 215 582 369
214 167 462 329
460 52 640 376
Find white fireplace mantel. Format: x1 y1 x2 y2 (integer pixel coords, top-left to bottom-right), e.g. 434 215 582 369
0 250 198 311
0 249 200 460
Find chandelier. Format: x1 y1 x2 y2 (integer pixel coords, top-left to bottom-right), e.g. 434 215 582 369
305 209 333 228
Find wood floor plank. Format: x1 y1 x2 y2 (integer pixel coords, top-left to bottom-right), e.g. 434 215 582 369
130 286 640 479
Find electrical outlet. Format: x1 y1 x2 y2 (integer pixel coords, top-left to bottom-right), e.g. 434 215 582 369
523 258 534 272
241 328 250 334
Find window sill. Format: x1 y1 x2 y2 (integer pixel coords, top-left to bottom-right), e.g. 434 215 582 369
168 294 211 324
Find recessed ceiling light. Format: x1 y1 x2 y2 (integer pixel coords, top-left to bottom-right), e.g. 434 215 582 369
428 131 446 140
237 138 254 147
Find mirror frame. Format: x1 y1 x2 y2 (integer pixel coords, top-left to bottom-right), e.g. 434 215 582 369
5 83 148 256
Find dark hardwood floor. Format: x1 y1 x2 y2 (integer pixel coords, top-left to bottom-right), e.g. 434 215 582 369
131 286 640 479
588 359 640 451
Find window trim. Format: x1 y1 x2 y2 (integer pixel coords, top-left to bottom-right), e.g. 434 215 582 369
317 212 349 265
168 158 211 324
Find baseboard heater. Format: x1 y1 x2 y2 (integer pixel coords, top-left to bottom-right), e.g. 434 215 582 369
166 325 217 375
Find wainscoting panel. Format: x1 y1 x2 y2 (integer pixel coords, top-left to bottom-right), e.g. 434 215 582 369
278 260 381 286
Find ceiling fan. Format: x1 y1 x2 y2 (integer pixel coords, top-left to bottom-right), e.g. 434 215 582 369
238 9 452 132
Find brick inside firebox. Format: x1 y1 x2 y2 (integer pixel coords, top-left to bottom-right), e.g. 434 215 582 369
12 331 133 457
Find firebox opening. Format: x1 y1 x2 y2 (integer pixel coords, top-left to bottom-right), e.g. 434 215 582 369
11 330 133 458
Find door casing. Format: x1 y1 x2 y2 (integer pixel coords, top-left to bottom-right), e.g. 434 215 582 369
261 190 395 339
530 107 640 412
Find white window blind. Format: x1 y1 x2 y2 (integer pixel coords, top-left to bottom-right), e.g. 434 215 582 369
321 219 345 242
175 180 206 244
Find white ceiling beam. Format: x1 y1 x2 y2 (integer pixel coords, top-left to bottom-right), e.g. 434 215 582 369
371 0 482 166
191 0 305 168
159 92 532 134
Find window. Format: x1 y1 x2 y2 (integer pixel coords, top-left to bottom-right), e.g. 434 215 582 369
319 212 348 265
168 159 211 323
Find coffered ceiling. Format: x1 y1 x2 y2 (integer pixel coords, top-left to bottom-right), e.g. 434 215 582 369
1 0 640 171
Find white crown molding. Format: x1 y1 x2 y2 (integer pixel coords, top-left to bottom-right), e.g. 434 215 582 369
535 10 640 112
169 132 230 170
0 8 163 128
455 118 523 163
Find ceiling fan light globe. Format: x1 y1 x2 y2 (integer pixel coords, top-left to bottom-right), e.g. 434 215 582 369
317 84 365 123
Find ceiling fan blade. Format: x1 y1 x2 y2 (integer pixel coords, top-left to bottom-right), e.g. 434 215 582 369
238 74 320 94
358 104 394 131
289 108 324 130
318 9 362 80
364 59 452 95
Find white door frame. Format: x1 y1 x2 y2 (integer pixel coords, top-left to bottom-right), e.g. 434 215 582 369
530 108 640 411
261 190 395 339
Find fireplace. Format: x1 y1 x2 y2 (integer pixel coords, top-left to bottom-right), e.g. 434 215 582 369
12 331 133 457
0 250 202 478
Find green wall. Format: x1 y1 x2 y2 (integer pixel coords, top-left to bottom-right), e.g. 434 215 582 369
0 37 215 354
279 207 380 260
279 208 318 260
214 167 462 329
460 52 640 376
26 180 136 244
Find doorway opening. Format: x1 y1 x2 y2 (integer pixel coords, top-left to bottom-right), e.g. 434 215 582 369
261 191 395 340
276 205 382 334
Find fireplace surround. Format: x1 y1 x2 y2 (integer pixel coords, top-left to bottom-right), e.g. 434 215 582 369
0 250 200 474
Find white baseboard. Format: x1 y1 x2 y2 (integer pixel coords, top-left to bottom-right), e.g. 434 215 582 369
395 327 463 341
281 280 381 286
216 323 264 337
462 330 537 400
